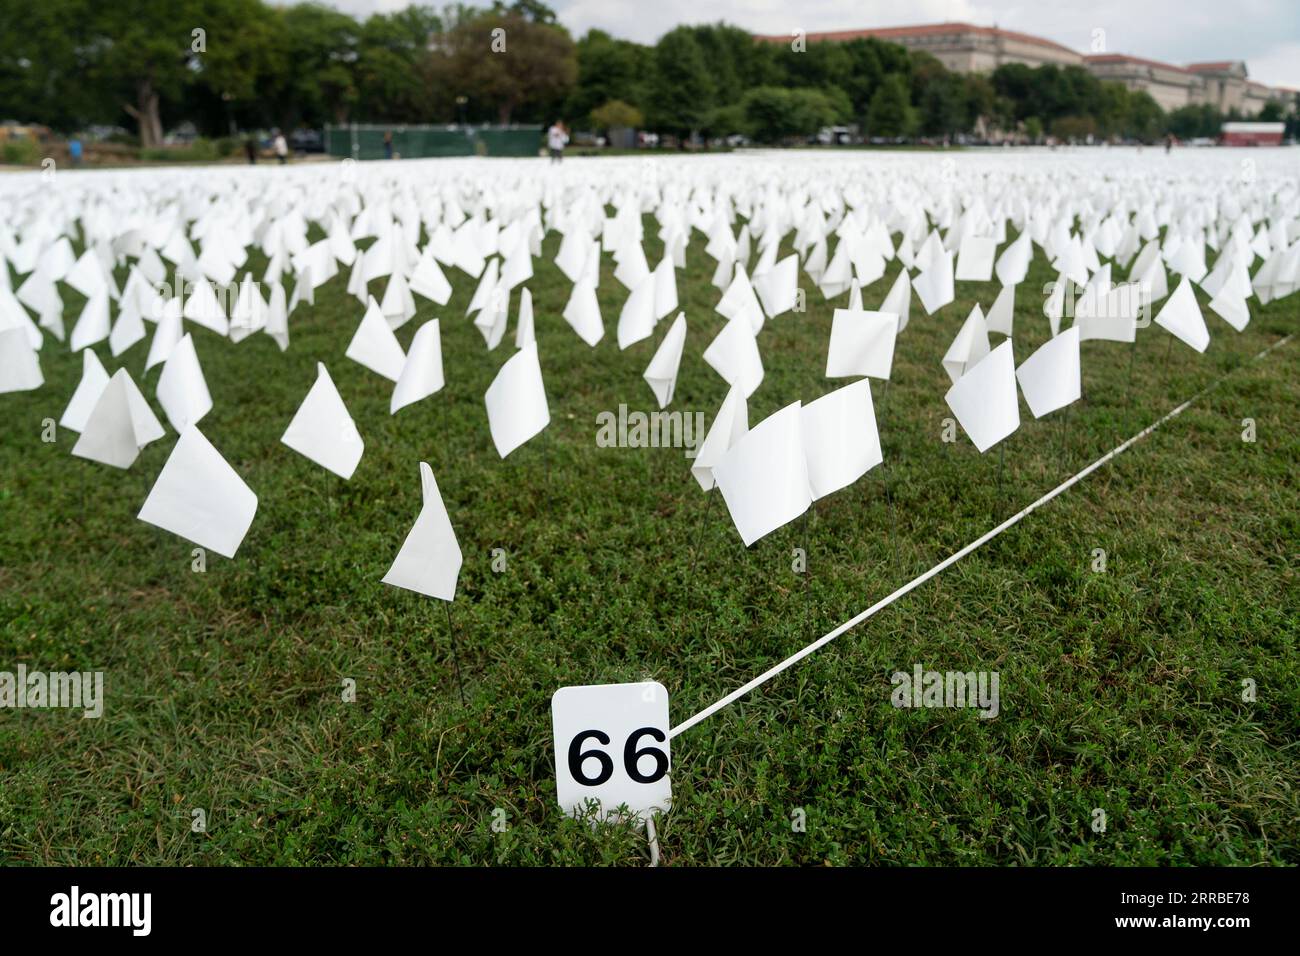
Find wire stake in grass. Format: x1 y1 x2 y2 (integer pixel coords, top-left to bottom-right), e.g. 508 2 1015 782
444 600 467 707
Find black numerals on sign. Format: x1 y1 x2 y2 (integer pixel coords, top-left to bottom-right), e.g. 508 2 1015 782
568 727 668 786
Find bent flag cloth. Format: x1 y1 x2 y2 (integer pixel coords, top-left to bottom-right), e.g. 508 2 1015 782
995 231 1032 286
156 333 213 432
880 269 912 332
61 348 110 431
1015 326 1081 419
392 319 445 414
282 362 364 480
109 297 146 357
70 293 111 352
1155 276 1210 353
955 236 997 282
484 340 549 458
691 383 748 492
515 287 535 348
644 312 686 409
1208 287 1250 333
474 284 510 351
138 426 257 559
617 275 656 350
0 326 42 393
754 253 799 320
182 278 229 336
944 340 1020 453
562 279 604 347
802 378 883 501
71 368 165 469
703 315 764 399
652 254 679 321
1077 283 1139 344
145 302 184 372
826 308 899 380
347 296 407 382
713 401 811 547
913 250 955 315
381 461 463 601
409 250 453 306
942 303 991 385
985 283 1016 337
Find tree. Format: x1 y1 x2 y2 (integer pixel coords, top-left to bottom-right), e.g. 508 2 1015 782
590 99 643 131
739 86 837 144
647 27 713 137
433 7 576 125
566 30 649 124
866 74 914 138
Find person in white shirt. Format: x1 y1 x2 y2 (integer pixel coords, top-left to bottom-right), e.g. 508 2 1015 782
273 130 288 165
546 121 568 164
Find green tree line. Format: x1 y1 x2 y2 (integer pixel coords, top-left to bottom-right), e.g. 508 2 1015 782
2 1 1293 146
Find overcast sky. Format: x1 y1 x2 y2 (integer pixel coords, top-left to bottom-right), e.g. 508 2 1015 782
301 0 1300 88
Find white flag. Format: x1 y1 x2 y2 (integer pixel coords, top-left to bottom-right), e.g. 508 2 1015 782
282 362 364 479
485 340 549 457
381 461 463 601
643 313 686 408
944 340 1020 453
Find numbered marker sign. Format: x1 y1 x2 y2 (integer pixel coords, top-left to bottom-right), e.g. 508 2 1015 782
551 681 671 820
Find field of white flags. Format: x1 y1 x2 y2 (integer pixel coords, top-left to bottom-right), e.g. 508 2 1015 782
1 148 1297 866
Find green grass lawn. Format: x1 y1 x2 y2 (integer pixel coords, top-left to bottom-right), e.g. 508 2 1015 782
1 221 1296 865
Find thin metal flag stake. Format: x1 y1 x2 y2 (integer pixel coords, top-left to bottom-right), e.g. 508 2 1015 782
443 600 467 707
687 491 716 580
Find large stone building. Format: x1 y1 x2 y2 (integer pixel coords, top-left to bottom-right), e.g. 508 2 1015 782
754 22 1295 115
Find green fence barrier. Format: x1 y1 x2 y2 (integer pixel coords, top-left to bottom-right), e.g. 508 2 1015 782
325 125 542 160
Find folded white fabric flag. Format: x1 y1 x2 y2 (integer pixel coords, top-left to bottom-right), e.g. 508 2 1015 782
879 269 912 332
717 264 765 333
346 297 407 382
913 250 955 315
1015 326 1080 418
562 279 604 347
156 333 212 432
474 284 510 350
466 258 500 317
281 362 364 479
617 276 656 350
69 293 111 353
382 461 463 601
826 308 899 380
264 282 289 351
942 304 991 384
1076 283 1140 343
955 236 996 282
484 340 549 457
944 340 1020 453
703 315 764 398
802 378 882 500
995 230 1032 286
61 348 110 431
754 254 798 319
691 383 748 491
1154 276 1210 353
138 426 257 558
145 302 184 371
409 250 453 306
182 279 229 336
1207 287 1250 332
515 287 536 348
985 283 1016 337
643 313 686 408
392 319 445 414
652 254 679 321
713 402 811 546
0 326 43 393
109 296 146 357
71 369 165 469
380 270 417 330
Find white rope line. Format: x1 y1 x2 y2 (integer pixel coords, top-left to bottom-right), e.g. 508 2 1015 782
669 332 1294 740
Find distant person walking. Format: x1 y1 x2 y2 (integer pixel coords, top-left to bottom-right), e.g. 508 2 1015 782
547 120 568 164
384 130 394 160
69 138 83 168
244 136 257 164
273 129 288 165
